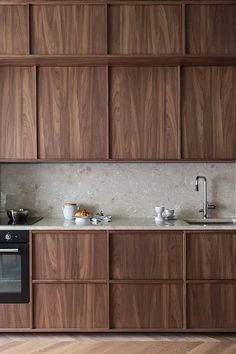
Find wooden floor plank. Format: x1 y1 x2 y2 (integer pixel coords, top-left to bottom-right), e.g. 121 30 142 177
33 342 201 354
188 342 236 354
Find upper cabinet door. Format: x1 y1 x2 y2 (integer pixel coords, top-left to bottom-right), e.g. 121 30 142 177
0 5 29 54
0 67 36 160
109 5 182 54
186 5 236 54
182 67 236 160
31 5 107 54
110 67 180 160
38 67 108 160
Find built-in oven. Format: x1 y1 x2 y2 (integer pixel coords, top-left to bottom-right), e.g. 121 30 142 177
0 230 29 303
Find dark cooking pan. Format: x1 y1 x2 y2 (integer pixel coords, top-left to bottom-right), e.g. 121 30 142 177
7 209 29 222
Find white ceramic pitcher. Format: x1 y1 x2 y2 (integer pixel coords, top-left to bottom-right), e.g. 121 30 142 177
62 203 79 220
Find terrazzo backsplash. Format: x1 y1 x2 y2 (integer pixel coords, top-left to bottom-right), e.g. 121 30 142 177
0 163 235 219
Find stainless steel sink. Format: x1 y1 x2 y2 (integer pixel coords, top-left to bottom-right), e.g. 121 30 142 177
184 218 236 226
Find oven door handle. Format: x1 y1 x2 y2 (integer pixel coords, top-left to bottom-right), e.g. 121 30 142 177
0 248 19 253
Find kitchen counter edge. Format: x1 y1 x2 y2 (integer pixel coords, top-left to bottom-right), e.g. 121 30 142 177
0 217 236 231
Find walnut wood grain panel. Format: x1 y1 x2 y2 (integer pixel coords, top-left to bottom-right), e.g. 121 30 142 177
0 304 29 328
187 284 236 329
38 67 108 160
110 284 183 329
34 283 107 329
110 232 183 280
33 232 107 280
186 5 236 55
182 67 236 159
31 5 106 54
110 67 179 160
0 5 29 54
109 5 181 54
0 67 36 159
187 233 236 280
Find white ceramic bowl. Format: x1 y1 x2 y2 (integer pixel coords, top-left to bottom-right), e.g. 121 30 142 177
75 217 90 225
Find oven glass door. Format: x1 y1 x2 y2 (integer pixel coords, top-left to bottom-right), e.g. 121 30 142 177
0 243 29 303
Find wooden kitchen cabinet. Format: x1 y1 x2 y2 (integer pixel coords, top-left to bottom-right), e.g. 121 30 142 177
186 5 236 55
31 5 106 54
110 232 183 280
38 67 108 160
0 66 36 160
110 284 183 329
110 66 180 160
110 232 183 330
182 66 236 160
109 5 182 54
32 232 108 330
187 232 236 280
4 229 236 332
187 232 236 329
34 283 107 329
187 284 236 329
33 232 107 280
0 5 29 54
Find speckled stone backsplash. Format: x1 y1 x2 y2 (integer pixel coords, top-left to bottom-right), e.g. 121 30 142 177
0 163 235 218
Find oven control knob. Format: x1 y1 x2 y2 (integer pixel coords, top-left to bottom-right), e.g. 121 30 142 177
5 233 12 241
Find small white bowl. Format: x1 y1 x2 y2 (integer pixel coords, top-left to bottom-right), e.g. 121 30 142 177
75 217 90 225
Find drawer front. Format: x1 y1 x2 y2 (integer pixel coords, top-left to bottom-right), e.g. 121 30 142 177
33 232 107 280
110 284 183 329
187 233 236 279
0 304 29 328
34 283 107 329
110 232 183 279
187 284 236 329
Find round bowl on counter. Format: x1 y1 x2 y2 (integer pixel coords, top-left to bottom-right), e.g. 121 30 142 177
75 216 90 225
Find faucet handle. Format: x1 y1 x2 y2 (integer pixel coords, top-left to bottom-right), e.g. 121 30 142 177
208 203 216 210
199 204 216 214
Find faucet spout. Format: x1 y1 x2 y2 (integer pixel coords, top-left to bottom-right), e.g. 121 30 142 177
195 176 208 219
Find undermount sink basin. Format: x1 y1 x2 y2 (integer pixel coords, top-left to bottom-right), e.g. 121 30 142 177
184 218 236 225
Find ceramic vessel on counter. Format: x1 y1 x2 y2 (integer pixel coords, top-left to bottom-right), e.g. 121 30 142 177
163 208 175 219
155 206 165 220
154 206 166 225
75 217 90 225
62 203 79 220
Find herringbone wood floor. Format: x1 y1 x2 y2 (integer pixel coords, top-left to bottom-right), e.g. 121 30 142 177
0 334 235 354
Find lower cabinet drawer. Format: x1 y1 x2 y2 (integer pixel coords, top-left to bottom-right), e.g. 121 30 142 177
110 284 183 329
34 284 107 329
187 284 236 329
0 304 29 328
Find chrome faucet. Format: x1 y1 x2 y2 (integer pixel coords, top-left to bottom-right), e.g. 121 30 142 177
195 176 216 219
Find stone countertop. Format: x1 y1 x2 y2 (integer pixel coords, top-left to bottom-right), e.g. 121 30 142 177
0 217 236 231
